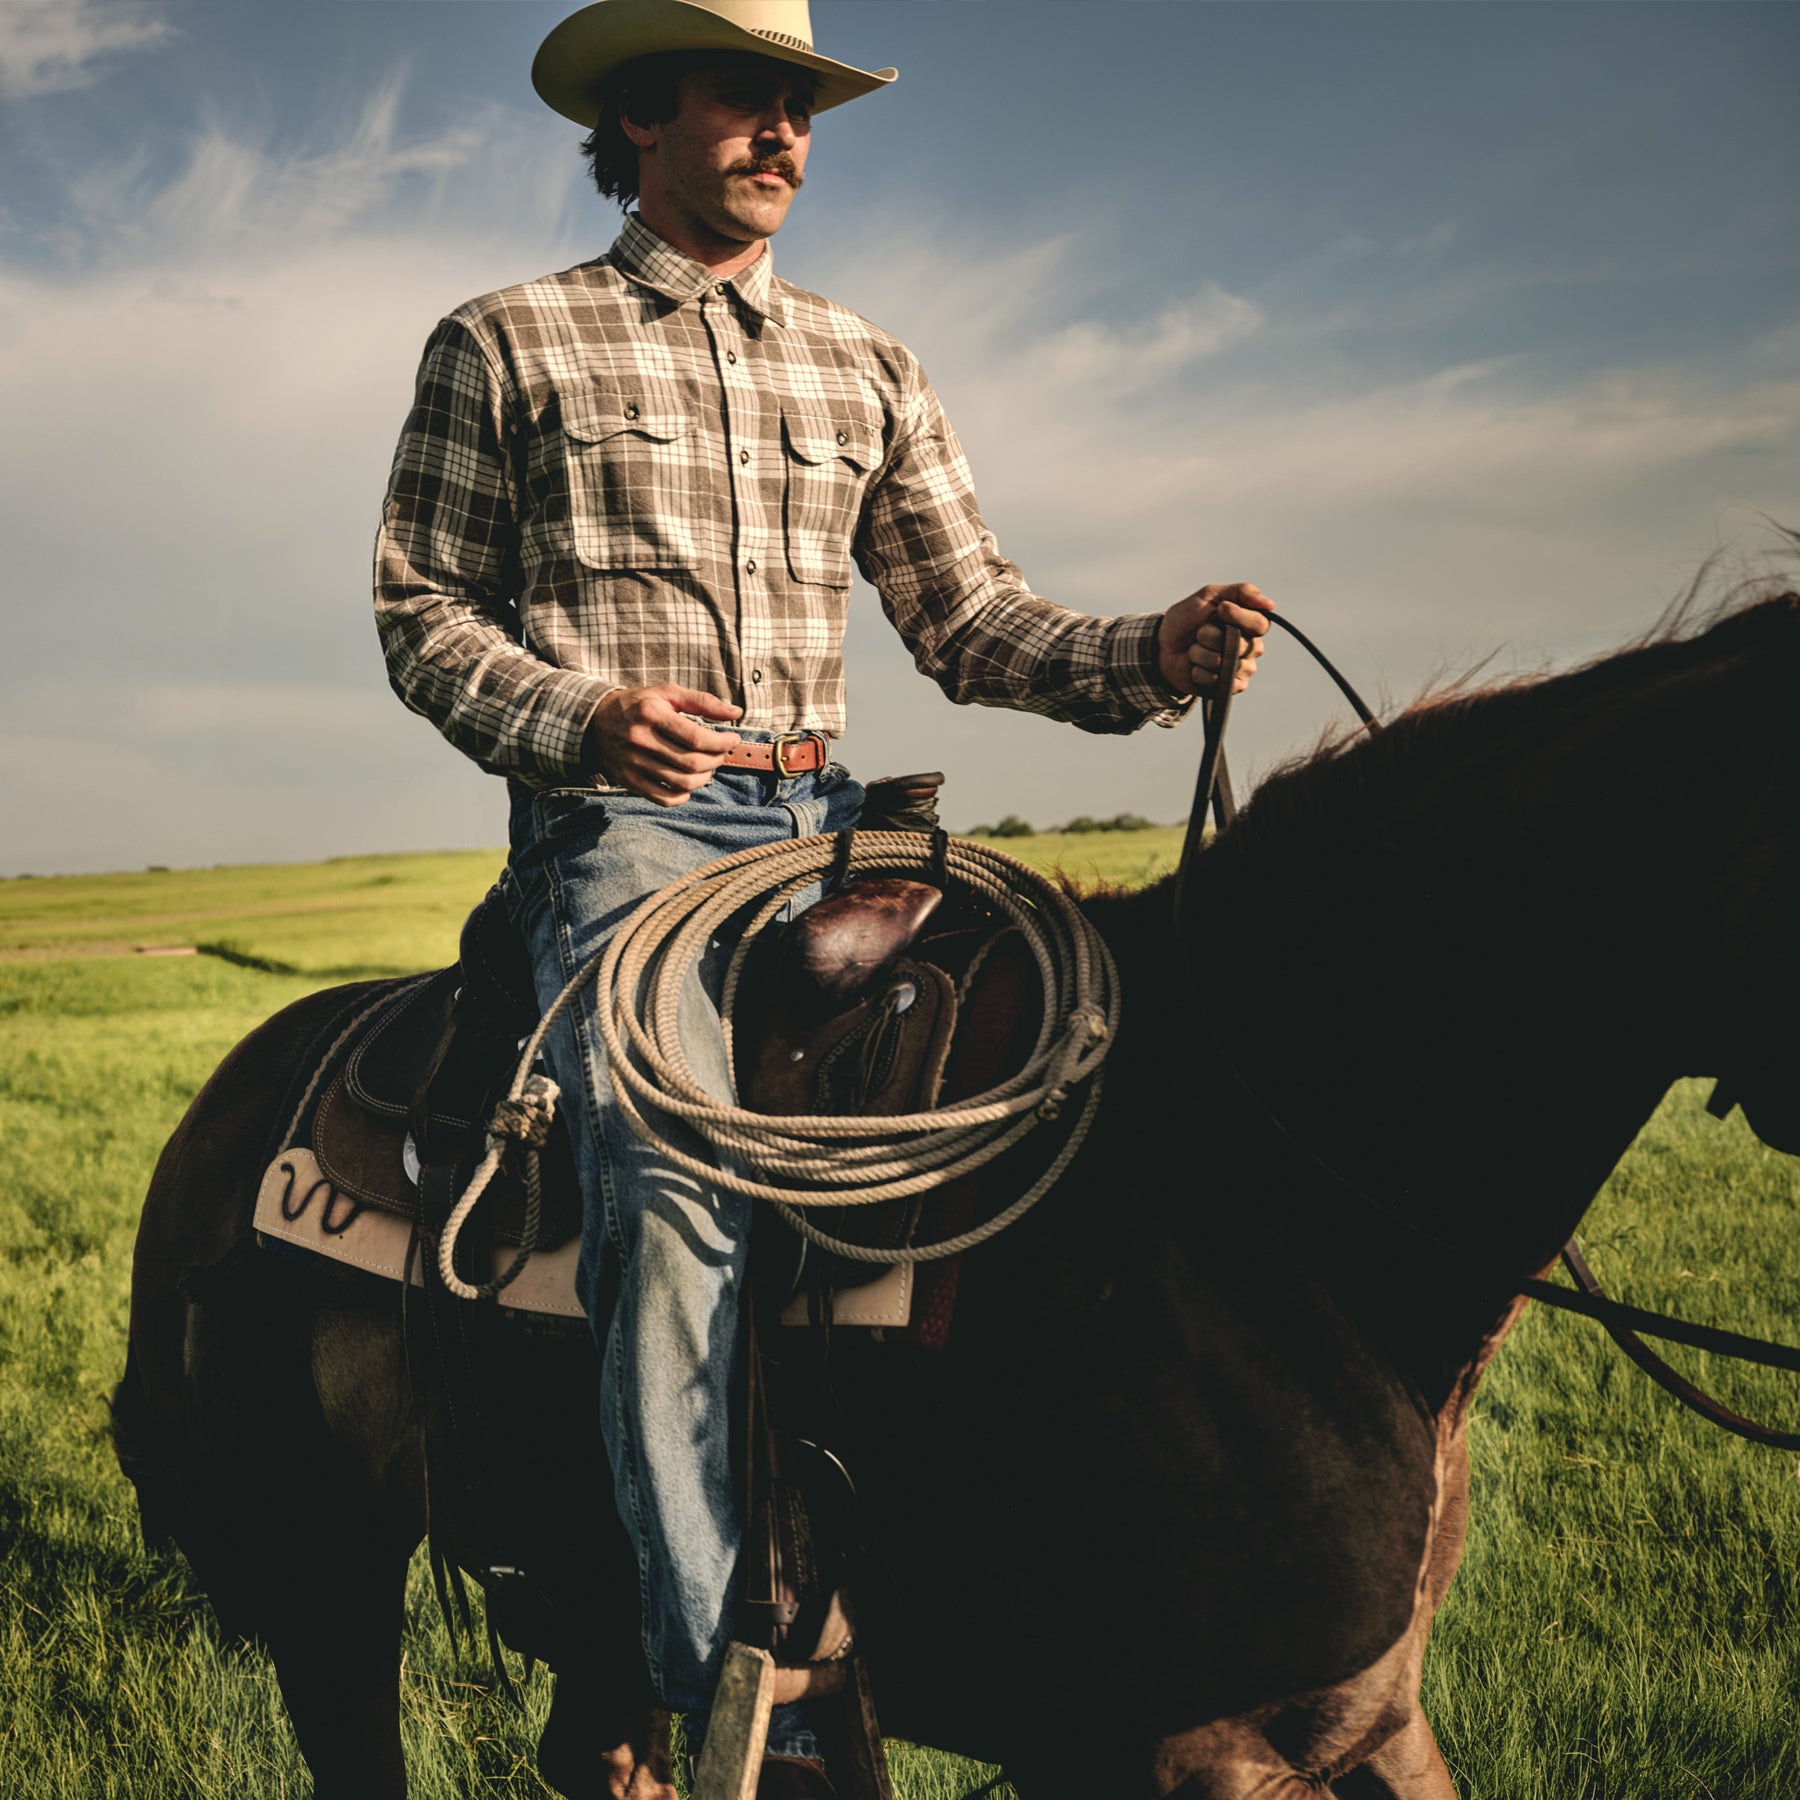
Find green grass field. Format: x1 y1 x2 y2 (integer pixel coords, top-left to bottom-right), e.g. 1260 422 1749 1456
4 845 1798 1798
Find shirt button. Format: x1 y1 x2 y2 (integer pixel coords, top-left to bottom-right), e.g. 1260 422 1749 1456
751 669 764 684
625 404 639 420
836 430 848 446
714 283 727 294
746 559 758 574
738 449 750 464
726 351 738 365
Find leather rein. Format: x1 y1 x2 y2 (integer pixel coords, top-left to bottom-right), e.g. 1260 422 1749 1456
1170 608 1800 1452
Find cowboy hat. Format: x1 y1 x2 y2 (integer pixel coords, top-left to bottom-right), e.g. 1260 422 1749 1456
532 0 897 126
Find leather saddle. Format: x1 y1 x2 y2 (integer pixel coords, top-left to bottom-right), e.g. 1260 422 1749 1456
306 900 581 1254
296 775 1041 1338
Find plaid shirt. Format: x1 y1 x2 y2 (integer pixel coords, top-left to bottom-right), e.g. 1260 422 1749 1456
374 215 1192 785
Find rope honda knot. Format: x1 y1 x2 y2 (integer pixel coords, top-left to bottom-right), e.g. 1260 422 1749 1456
488 1073 561 1148
489 829 1121 1267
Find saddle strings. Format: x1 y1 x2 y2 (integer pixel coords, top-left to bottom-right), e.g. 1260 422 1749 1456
437 830 1119 1297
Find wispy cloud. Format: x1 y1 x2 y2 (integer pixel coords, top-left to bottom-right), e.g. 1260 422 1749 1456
1039 289 1265 391
62 72 558 262
0 0 170 98
804 216 1798 825
803 222 1799 639
2 69 1796 870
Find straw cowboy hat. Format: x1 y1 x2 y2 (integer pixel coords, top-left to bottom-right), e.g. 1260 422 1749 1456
532 0 897 125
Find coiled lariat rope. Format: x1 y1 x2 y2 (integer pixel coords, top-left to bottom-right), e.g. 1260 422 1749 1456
437 831 1119 1299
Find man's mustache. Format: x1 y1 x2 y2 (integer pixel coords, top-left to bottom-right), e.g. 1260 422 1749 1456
729 151 803 189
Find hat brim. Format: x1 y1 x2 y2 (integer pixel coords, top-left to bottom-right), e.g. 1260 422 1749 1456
532 0 897 126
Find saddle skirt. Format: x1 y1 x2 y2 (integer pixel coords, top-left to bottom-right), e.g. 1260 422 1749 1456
255 867 1042 1346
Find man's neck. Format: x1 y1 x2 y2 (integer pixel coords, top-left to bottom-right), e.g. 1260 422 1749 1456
634 203 770 279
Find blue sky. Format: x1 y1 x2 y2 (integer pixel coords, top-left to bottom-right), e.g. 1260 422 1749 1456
2 0 1796 875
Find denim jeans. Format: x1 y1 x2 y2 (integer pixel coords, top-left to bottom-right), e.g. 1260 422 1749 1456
500 744 864 1761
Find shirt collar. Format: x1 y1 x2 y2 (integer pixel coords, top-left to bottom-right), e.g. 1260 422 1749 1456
610 213 787 326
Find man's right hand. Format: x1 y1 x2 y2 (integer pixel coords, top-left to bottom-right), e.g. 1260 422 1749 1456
583 685 743 806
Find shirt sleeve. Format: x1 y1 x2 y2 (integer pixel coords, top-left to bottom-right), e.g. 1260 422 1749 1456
853 370 1194 735
373 318 616 784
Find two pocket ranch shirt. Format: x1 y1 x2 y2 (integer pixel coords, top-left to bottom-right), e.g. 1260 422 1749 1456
375 215 1192 787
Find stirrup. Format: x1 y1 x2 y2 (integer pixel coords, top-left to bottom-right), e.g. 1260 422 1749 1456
690 1644 893 1800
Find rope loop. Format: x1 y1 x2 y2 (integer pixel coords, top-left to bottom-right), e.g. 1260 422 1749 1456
439 830 1121 1282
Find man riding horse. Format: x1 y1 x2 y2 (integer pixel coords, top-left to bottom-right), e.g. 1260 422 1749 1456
373 1 1271 1789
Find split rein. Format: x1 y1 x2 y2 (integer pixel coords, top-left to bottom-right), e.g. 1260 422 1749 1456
1174 606 1800 1453
437 831 1119 1299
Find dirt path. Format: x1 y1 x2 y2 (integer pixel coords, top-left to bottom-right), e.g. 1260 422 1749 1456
0 894 417 960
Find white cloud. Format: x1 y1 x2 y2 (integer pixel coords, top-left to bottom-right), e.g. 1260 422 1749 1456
0 79 590 661
1038 289 1265 391
2 75 1796 867
0 0 170 98
801 222 1799 634
60 71 564 263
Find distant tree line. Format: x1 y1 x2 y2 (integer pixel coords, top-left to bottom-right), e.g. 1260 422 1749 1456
965 812 1162 839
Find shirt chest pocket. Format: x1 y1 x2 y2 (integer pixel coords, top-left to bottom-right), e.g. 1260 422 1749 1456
559 389 702 571
782 406 878 589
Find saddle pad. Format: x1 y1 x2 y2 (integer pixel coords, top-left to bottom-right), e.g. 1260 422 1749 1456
255 1148 583 1320
778 1262 912 1329
254 1149 910 1328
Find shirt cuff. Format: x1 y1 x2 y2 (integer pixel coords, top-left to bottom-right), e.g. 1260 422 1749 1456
1106 612 1197 727
513 671 623 787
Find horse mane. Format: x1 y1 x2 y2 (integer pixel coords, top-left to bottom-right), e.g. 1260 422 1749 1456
1221 583 1800 856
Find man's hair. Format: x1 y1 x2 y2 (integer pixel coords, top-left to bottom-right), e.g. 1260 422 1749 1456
579 51 708 209
577 51 820 209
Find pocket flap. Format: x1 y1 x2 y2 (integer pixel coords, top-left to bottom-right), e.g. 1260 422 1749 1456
561 387 694 445
782 408 878 471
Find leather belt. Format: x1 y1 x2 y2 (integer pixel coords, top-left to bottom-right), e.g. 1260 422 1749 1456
718 731 831 777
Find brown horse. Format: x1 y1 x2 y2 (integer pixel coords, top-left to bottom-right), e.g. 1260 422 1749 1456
114 591 1800 1798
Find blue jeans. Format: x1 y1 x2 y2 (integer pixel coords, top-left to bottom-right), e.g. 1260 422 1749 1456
501 745 864 1761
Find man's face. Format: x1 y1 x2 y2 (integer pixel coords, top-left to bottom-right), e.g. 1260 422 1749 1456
636 54 815 251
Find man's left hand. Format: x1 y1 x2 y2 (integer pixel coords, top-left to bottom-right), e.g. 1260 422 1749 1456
1158 582 1273 697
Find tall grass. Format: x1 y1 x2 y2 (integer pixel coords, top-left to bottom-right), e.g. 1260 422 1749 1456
3 848 1797 1797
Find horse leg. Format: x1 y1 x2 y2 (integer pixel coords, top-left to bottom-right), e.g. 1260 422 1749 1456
133 1302 419 1800
538 1662 677 1800
1330 1705 1458 1799
259 1526 413 1800
189 1283 420 1800
1002 1720 1317 1800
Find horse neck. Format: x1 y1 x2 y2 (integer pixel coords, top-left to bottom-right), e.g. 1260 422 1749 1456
1094 604 1800 1407
1147 757 1730 1409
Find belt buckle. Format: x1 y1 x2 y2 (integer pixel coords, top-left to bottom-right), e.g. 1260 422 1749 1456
772 731 823 779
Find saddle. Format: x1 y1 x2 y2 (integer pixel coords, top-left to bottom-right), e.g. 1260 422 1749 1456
259 773 1039 1346
307 898 577 1250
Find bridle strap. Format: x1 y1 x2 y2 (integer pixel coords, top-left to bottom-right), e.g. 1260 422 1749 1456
1267 612 1381 730
1174 606 1800 1448
1522 1247 1800 1449
1171 609 1380 935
